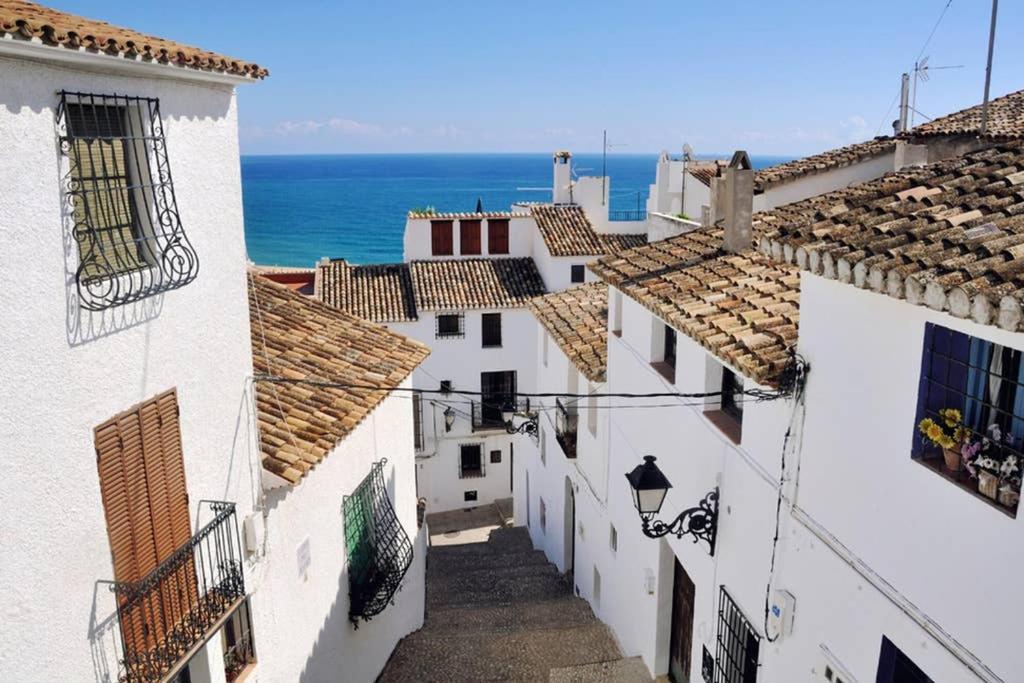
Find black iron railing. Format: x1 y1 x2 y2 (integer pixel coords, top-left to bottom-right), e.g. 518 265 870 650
608 210 647 222
555 398 579 459
471 398 531 431
344 460 414 625
111 501 245 683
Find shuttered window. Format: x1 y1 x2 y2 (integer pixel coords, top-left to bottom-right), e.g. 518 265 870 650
460 219 482 255
95 389 194 657
488 219 509 254
431 220 454 255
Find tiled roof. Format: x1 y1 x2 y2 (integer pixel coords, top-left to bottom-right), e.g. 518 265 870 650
407 211 528 219
910 89 1024 141
0 1 267 79
531 205 645 256
249 275 429 484
754 137 896 190
688 160 727 187
409 257 546 311
529 283 608 382
589 228 728 285
316 260 417 323
757 142 1024 332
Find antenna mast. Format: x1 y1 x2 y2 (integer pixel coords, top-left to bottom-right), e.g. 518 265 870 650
981 0 999 135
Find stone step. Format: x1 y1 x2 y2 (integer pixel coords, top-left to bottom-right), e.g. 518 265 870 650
427 548 549 576
548 656 653 683
427 564 567 609
428 530 534 557
422 594 597 634
379 622 622 683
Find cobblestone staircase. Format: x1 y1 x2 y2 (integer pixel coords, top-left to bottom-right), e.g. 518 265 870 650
379 525 650 682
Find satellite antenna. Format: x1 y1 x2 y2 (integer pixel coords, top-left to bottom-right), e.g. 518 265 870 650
681 143 695 218
909 55 964 127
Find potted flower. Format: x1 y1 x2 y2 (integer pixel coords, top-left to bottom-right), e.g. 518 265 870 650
972 454 1002 499
999 474 1021 509
918 408 967 471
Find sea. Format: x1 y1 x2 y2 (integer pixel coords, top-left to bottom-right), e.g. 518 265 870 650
241 153 792 268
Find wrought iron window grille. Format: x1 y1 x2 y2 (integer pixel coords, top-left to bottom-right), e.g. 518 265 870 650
57 91 198 311
436 313 465 339
343 459 414 625
714 586 760 683
555 397 579 459
108 500 246 683
459 445 486 479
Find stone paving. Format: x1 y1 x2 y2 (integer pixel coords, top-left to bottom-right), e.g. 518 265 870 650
379 501 650 682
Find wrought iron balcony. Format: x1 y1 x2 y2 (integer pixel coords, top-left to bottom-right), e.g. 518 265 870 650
471 398 531 432
608 209 647 222
110 501 246 683
555 398 578 459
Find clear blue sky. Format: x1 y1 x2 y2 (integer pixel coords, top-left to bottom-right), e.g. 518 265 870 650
57 1 1022 157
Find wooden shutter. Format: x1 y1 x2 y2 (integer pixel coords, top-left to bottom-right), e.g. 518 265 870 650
95 389 195 659
459 220 482 255
488 219 509 254
431 220 454 255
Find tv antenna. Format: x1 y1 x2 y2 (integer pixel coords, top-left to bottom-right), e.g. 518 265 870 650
681 143 695 217
909 56 964 127
602 130 628 206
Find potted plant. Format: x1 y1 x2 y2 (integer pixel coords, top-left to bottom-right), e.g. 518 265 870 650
918 408 967 471
972 454 1003 499
999 475 1021 509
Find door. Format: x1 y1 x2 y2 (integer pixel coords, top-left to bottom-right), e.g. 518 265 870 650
669 558 696 682
480 370 516 426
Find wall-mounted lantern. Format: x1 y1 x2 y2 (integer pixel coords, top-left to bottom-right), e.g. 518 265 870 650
625 455 719 556
502 402 538 438
443 407 455 432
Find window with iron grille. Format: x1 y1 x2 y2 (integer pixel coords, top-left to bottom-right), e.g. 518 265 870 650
571 264 585 283
913 323 1023 515
490 449 502 464
714 586 760 683
412 393 423 451
464 490 478 502
722 369 743 422
436 313 464 338
58 92 198 311
459 444 484 478
482 313 502 347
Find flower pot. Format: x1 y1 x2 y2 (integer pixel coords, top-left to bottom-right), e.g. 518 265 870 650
942 448 962 472
978 470 999 500
998 486 1020 508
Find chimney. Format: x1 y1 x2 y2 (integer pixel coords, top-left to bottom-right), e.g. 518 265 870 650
553 150 572 204
722 150 753 253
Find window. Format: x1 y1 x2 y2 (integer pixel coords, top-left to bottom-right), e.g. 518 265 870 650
876 636 933 683
652 323 677 383
665 325 677 369
431 220 454 255
464 490 478 503
436 313 464 339
459 219 482 255
714 586 760 683
482 313 502 347
706 364 743 444
440 380 453 394
488 219 510 254
609 524 617 552
539 497 547 531
490 449 502 464
412 393 423 450
913 323 1023 516
459 444 484 478
59 92 198 310
571 264 586 283
221 599 257 681
478 370 517 428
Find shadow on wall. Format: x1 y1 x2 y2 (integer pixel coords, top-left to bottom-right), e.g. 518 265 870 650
88 579 124 683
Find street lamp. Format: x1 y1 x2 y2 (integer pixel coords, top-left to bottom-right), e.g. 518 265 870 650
625 455 719 556
502 402 538 438
443 407 455 432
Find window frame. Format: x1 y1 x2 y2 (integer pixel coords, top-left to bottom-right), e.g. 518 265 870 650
570 264 586 283
488 219 510 254
459 444 485 479
436 313 465 339
459 219 482 255
431 220 454 255
482 312 503 348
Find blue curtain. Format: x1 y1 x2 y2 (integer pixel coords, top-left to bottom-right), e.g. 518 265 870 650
964 338 993 432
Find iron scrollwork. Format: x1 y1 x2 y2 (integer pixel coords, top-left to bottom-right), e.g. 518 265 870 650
640 488 719 556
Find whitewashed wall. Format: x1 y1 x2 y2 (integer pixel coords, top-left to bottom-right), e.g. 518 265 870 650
0 55 258 682
755 152 896 211
247 386 426 683
402 309 536 512
402 215 534 261
529 230 600 292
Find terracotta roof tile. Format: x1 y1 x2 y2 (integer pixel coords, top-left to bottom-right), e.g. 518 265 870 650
757 141 1024 332
688 160 728 187
910 89 1024 141
531 205 645 256
249 275 429 484
407 211 528 219
529 282 608 382
0 1 267 78
755 137 896 190
409 257 546 310
316 260 417 323
589 228 728 285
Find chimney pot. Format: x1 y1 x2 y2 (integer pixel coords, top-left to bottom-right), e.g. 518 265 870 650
722 150 754 253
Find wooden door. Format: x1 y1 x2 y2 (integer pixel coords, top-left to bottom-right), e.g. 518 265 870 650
95 389 195 661
669 558 696 682
459 219 481 255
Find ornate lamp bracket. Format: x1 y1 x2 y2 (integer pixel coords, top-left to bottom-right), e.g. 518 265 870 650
640 487 719 556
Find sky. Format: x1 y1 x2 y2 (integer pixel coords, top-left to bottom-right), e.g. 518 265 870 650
56 1 1023 157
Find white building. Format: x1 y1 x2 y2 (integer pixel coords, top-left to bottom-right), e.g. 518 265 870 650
0 3 430 681
515 125 1024 682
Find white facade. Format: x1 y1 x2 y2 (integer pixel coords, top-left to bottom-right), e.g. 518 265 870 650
249 386 426 683
647 152 712 221
0 45 425 683
402 213 534 261
754 151 897 211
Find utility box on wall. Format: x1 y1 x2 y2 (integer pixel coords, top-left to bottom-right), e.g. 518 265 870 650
767 589 796 639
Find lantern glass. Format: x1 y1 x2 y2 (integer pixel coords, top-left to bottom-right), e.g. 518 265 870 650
636 486 668 515
502 404 515 424
625 455 672 516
